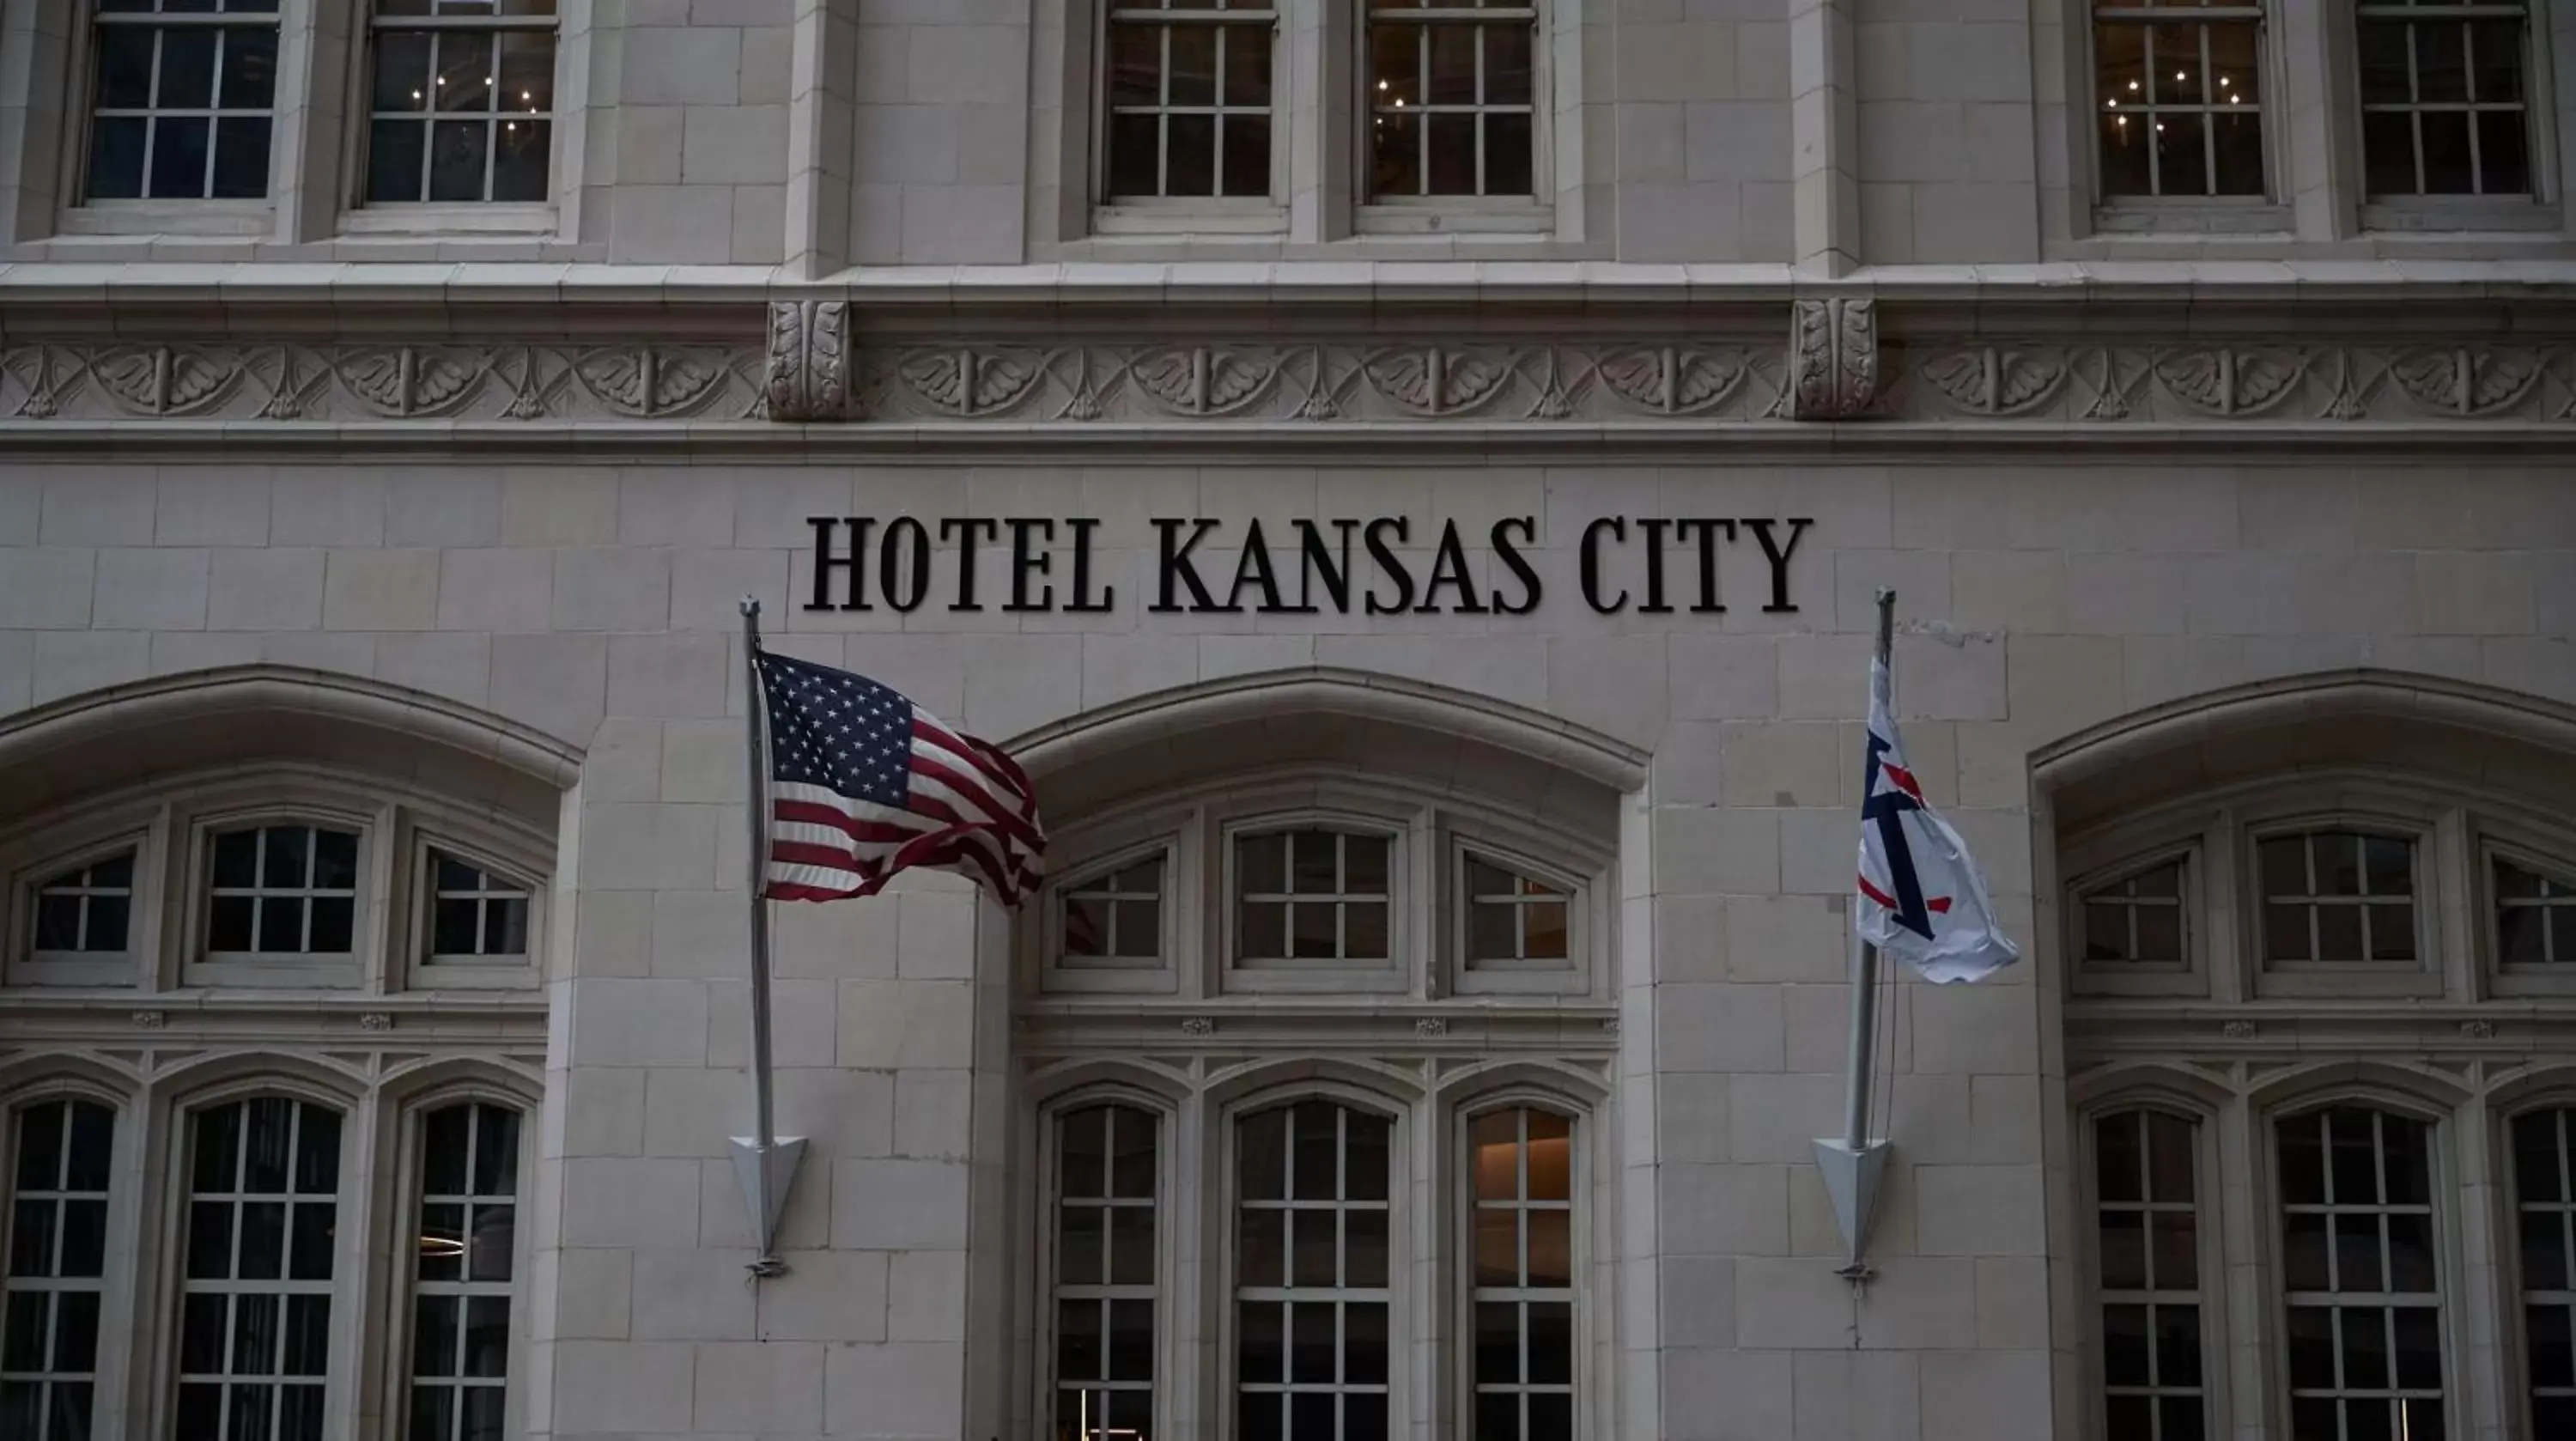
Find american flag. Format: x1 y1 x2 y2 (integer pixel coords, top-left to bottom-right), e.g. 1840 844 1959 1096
755 650 1046 906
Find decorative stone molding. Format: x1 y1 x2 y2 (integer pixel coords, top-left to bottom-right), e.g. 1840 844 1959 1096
1892 342 2576 423
359 1012 394 1033
1414 1017 1449 1038
2221 1019 2257 1040
1787 297 1878 420
1 342 765 423
131 1010 165 1029
1179 1017 1216 1037
2460 1019 2498 1040
763 300 850 422
4 327 2574 432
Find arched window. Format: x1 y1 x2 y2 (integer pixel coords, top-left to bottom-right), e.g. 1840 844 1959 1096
1050 1103 1159 1441
1233 827 1394 970
2091 1108 2210 1441
1467 1105 1573 1441
175 1095 343 1441
1234 1100 1392 1441
2512 1107 2576 1437
1 1097 115 1441
2277 1105 2444 1441
407 1102 523 1441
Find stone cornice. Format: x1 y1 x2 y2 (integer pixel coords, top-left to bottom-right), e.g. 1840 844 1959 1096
2 259 2575 340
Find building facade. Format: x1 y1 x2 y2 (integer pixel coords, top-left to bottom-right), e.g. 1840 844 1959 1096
1 3 2573 1441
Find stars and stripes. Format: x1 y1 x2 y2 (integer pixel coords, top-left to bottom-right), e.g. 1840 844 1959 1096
1856 654 2019 983
755 649 1046 907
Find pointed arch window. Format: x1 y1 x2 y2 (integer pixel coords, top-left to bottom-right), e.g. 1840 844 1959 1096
1467 1105 1573 1441
2277 1105 2445 1441
2 1098 115 1441
175 1096 342 1441
2093 1108 2210 1441
2513 1107 2576 1437
408 1102 521 1441
1051 1103 1158 1441
1235 1100 1392 1441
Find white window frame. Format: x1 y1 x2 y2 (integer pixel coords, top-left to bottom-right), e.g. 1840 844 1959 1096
2078 0 2291 236
3 763 551 998
1033 1092 1170 1441
381 1090 537 1441
0 1091 123 1441
2264 1098 2456 1441
2243 812 2442 1000
1090 0 1288 234
164 1088 352 1441
58 0 292 237
1036 837 1183 996
1222 813 1408 992
2506 1099 2576 1441
2067 849 2203 999
2078 1099 2226 1441
2348 0 2564 234
338 0 562 236
3 811 159 990
2478 830 2576 1000
1222 1091 1402 1441
1455 1096 1581 1441
1446 833 1594 998
1352 0 1552 234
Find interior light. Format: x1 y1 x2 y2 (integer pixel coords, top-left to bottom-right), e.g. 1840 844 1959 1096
2106 99 2118 109
2129 80 2140 91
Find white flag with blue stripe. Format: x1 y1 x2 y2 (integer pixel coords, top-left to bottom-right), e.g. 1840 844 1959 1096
1855 656 2020 983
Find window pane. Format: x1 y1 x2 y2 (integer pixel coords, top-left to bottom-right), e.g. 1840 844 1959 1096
2477 110 2530 196
1224 23 1271 107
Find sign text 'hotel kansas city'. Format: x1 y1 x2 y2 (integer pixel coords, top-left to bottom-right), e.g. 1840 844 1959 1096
804 516 1814 617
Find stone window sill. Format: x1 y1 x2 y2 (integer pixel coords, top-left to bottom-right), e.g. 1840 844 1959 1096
2361 198 2561 234
2092 200 2293 236
340 203 558 239
1357 199 1555 236
57 199 273 239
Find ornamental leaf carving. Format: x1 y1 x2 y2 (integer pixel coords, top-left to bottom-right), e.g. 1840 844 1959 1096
896 348 1042 416
2388 347 2543 416
1131 347 1276 416
1597 347 1746 415
2154 349 2300 416
1915 348 2063 416
1364 348 1508 415
337 348 480 416
336 350 412 415
94 346 236 416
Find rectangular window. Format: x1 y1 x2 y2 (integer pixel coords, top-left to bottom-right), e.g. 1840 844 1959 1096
1062 859 1165 970
2082 860 2189 968
410 1104 519 1441
363 0 557 205
2091 2 2266 199
2278 1106 2445 1441
177 1097 341 1441
2 1100 114 1441
2497 857 2576 968
1468 1107 1573 1441
2512 1109 2576 1437
426 854 531 962
1462 855 1571 972
2257 830 2418 965
1054 1104 1157 1441
205 826 360 959
1366 1 1538 200
2095 1110 2208 1441
1103 1 1275 201
1236 830 1391 966
29 854 136 959
2357 0 2531 198
84 0 279 202
1236 1102 1390 1441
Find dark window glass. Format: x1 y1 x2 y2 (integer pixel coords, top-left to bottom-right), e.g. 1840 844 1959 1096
1367 2 1540 199
1055 1104 1156 1440
364 1 559 205
2279 1107 2446 1441
1101 5 1274 203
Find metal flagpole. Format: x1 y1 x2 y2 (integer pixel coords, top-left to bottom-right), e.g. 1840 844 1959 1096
1814 588 1898 1282
732 598 804 1279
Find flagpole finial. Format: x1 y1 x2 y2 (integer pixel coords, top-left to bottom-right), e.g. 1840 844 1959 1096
739 595 762 620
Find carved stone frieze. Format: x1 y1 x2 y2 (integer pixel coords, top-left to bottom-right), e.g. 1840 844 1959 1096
1891 341 2576 424
0 342 768 423
6 325 2575 429
1787 296 1879 420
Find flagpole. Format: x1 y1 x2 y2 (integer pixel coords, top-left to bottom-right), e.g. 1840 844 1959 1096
732 598 802 1280
1815 587 1899 1281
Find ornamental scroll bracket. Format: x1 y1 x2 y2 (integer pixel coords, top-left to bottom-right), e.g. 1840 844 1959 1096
764 300 851 423
1786 296 1880 421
